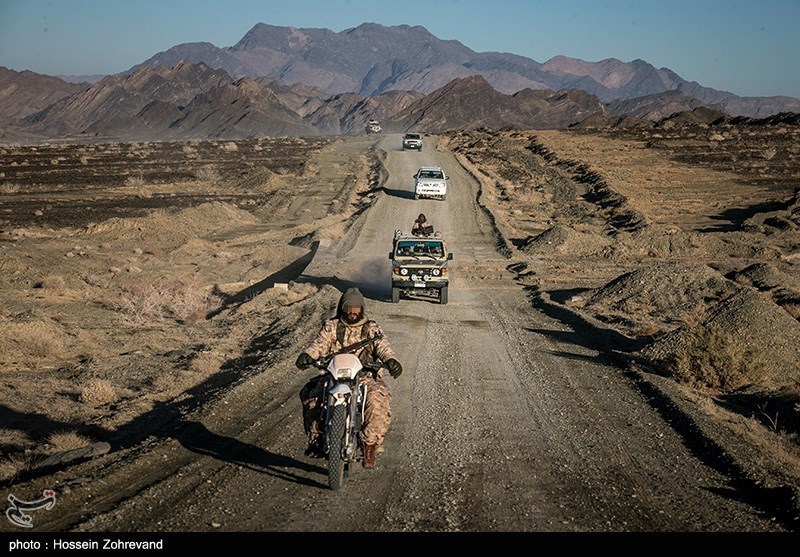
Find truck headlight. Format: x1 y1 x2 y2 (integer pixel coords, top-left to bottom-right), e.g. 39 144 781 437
432 269 441 276
400 268 409 276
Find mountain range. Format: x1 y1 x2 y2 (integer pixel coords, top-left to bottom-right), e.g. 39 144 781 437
1 22 798 143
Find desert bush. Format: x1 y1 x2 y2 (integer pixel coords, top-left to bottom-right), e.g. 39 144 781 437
125 175 146 187
221 141 238 152
671 323 766 392
195 165 220 182
46 431 92 453
79 378 118 406
679 303 708 328
761 147 778 161
168 281 223 321
0 182 21 194
0 455 28 483
2 322 66 360
39 275 66 291
114 277 222 324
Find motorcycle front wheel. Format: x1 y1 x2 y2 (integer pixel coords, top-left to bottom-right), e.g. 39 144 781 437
327 403 347 490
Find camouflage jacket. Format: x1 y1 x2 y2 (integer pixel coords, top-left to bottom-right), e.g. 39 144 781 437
303 315 397 366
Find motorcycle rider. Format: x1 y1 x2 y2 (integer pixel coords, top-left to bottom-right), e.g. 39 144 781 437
295 287 402 468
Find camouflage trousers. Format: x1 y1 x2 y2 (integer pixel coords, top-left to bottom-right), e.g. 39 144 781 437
300 373 392 448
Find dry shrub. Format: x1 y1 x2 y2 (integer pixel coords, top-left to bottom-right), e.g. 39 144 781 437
761 147 778 161
221 141 238 152
784 302 800 321
1 182 21 194
114 277 222 324
125 175 145 187
2 322 66 360
79 378 118 406
195 165 220 182
679 303 708 328
39 275 66 291
46 431 92 453
671 323 767 392
0 455 28 483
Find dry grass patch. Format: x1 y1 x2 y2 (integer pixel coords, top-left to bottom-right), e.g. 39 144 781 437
113 277 223 324
0 321 67 364
0 182 21 194
37 274 66 292
0 455 29 483
190 350 225 374
125 175 145 187
79 378 118 406
784 302 800 320
195 165 220 183
46 431 92 453
671 323 767 392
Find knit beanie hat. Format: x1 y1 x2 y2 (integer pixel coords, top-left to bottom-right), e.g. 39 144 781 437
340 287 365 310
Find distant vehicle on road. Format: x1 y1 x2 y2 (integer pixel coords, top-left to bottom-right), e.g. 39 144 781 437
366 119 382 134
402 132 423 151
413 166 448 201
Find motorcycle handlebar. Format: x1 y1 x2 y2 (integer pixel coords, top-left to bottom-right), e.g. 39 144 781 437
312 359 384 376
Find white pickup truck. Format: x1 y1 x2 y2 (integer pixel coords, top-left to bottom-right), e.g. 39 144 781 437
413 166 448 201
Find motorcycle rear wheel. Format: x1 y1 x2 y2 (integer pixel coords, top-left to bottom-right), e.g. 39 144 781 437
327 404 347 490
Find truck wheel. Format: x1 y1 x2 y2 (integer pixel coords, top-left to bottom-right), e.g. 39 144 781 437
392 287 400 304
439 286 448 305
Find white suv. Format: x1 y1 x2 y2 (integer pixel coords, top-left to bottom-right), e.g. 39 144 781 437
402 132 423 151
413 166 448 201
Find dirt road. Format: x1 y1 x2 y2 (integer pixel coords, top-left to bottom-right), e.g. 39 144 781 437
3 134 793 534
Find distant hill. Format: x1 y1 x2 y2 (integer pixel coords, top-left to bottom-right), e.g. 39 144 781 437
132 22 800 118
1 60 798 144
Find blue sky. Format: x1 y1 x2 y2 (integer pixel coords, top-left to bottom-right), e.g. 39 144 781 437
1 0 799 98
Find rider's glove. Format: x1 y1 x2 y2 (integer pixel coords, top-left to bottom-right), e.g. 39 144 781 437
386 358 403 378
295 352 315 369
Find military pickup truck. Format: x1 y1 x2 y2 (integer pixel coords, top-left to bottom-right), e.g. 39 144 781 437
365 119 382 134
389 231 453 304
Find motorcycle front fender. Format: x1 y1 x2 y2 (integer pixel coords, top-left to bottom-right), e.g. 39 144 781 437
327 382 353 407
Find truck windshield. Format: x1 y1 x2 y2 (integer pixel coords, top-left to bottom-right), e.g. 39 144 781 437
396 241 444 257
418 170 443 179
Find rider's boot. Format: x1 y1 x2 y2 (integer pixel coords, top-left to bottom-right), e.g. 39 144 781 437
362 442 376 468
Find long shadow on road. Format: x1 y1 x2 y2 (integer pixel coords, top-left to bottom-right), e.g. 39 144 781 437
173 421 327 489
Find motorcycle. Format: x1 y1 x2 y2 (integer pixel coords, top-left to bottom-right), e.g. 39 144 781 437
311 334 384 490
